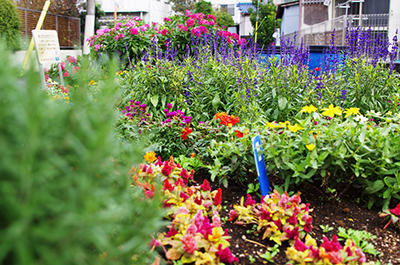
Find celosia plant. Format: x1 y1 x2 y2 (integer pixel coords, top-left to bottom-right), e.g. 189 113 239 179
228 190 313 245
380 202 400 229
131 156 238 264
286 234 373 265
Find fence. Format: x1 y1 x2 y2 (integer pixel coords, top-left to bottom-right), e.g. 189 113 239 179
281 13 399 47
17 7 81 49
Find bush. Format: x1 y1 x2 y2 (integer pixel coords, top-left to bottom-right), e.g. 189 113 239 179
0 46 165 265
0 0 21 51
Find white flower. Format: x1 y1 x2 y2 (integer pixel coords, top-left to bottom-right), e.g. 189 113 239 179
353 115 368 123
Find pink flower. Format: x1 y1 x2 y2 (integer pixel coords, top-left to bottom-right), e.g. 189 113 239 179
186 18 195 28
278 192 289 209
293 237 308 252
61 61 65 70
199 25 208 33
178 24 188 31
199 19 208 25
161 163 172 176
94 44 101 51
260 208 271 221
180 191 189 202
287 214 298 225
285 227 299 239
355 247 366 263
207 14 216 21
181 233 197 253
228 210 238 221
217 245 239 263
211 210 221 228
166 226 178 237
160 29 168 35
139 25 147 31
389 202 400 216
163 17 171 22
175 206 189 215
191 28 200 37
185 10 192 17
63 71 70 77
44 74 49 80
244 194 256 207
66 56 77 64
208 20 215 26
321 235 342 252
72 66 80 73
194 210 205 228
130 27 139 35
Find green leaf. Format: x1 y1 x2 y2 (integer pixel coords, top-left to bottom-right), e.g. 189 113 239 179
212 92 221 109
150 94 159 107
358 130 365 144
278 97 287 110
364 180 385 194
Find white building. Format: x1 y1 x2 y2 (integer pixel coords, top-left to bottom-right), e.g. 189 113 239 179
96 0 173 25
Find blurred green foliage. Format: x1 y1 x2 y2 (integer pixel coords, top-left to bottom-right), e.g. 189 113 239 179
0 47 165 265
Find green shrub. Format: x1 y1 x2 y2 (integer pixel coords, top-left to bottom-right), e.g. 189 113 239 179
0 0 21 51
0 46 165 265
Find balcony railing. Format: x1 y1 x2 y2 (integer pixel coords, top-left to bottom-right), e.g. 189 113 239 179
280 13 398 47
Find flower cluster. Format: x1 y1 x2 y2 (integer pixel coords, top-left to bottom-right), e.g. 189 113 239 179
163 103 192 125
214 112 240 127
286 234 369 264
122 100 151 123
228 190 313 245
44 55 81 84
131 156 238 264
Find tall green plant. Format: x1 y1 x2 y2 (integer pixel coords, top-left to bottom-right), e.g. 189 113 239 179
0 48 165 265
0 0 21 51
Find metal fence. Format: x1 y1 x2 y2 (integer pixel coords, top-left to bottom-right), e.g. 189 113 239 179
281 13 399 47
17 7 81 49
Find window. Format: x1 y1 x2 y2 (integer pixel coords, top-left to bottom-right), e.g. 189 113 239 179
220 4 235 16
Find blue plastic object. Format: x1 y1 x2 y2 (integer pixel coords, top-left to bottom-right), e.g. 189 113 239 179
251 135 271 196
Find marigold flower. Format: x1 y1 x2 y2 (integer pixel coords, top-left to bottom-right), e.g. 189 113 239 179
322 104 342 118
144 151 157 163
301 104 318 113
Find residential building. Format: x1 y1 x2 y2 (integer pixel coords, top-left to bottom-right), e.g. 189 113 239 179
96 0 173 26
275 0 400 46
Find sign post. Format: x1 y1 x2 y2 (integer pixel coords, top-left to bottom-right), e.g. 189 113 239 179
251 135 271 196
32 30 64 88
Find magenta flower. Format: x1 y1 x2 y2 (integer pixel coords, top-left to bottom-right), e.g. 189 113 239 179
129 27 139 35
217 245 239 263
163 17 171 22
244 194 256 207
63 71 70 77
167 103 173 109
186 18 195 28
185 10 191 17
293 237 308 251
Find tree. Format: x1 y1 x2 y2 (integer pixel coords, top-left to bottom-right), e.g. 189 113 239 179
194 0 212 15
248 0 279 47
214 10 234 29
15 0 79 17
167 0 197 15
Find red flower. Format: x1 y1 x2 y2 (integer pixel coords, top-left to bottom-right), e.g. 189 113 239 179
235 130 244 138
389 202 400 216
200 179 211 191
181 126 192 140
162 179 174 192
314 67 321 71
244 194 256 207
213 188 222 206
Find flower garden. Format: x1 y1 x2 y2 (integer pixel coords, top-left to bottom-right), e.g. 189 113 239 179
3 10 400 265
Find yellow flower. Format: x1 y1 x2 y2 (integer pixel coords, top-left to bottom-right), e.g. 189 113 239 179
322 104 342 118
279 121 291 127
88 80 97 85
345 107 360 118
195 252 214 265
305 234 317 247
144 151 157 163
288 123 304 132
64 97 69 101
266 122 282 129
306 143 315 151
388 111 392 116
301 104 318 113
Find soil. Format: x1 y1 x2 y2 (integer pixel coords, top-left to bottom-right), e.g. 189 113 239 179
193 169 400 265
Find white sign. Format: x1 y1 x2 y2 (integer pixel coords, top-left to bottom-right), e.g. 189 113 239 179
32 30 61 64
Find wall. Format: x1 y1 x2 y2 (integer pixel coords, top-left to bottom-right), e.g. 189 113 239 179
281 4 300 35
240 15 253 37
98 0 172 24
388 0 400 48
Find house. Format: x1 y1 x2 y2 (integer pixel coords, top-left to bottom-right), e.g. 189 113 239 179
275 0 400 46
96 0 173 26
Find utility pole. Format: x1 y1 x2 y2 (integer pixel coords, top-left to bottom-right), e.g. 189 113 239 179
83 0 95 55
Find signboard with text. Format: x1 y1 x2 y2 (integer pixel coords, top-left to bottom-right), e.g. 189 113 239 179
32 30 61 65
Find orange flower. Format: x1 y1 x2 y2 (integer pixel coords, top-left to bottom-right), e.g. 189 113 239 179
235 130 244 138
215 112 240 127
181 126 192 140
190 153 196 157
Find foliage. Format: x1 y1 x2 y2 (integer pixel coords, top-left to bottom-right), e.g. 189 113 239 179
214 10 235 28
248 0 279 47
0 0 21 51
167 0 197 15
337 227 380 256
261 105 400 209
0 50 165 264
228 190 313 246
16 0 79 17
131 158 239 264
194 0 213 15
